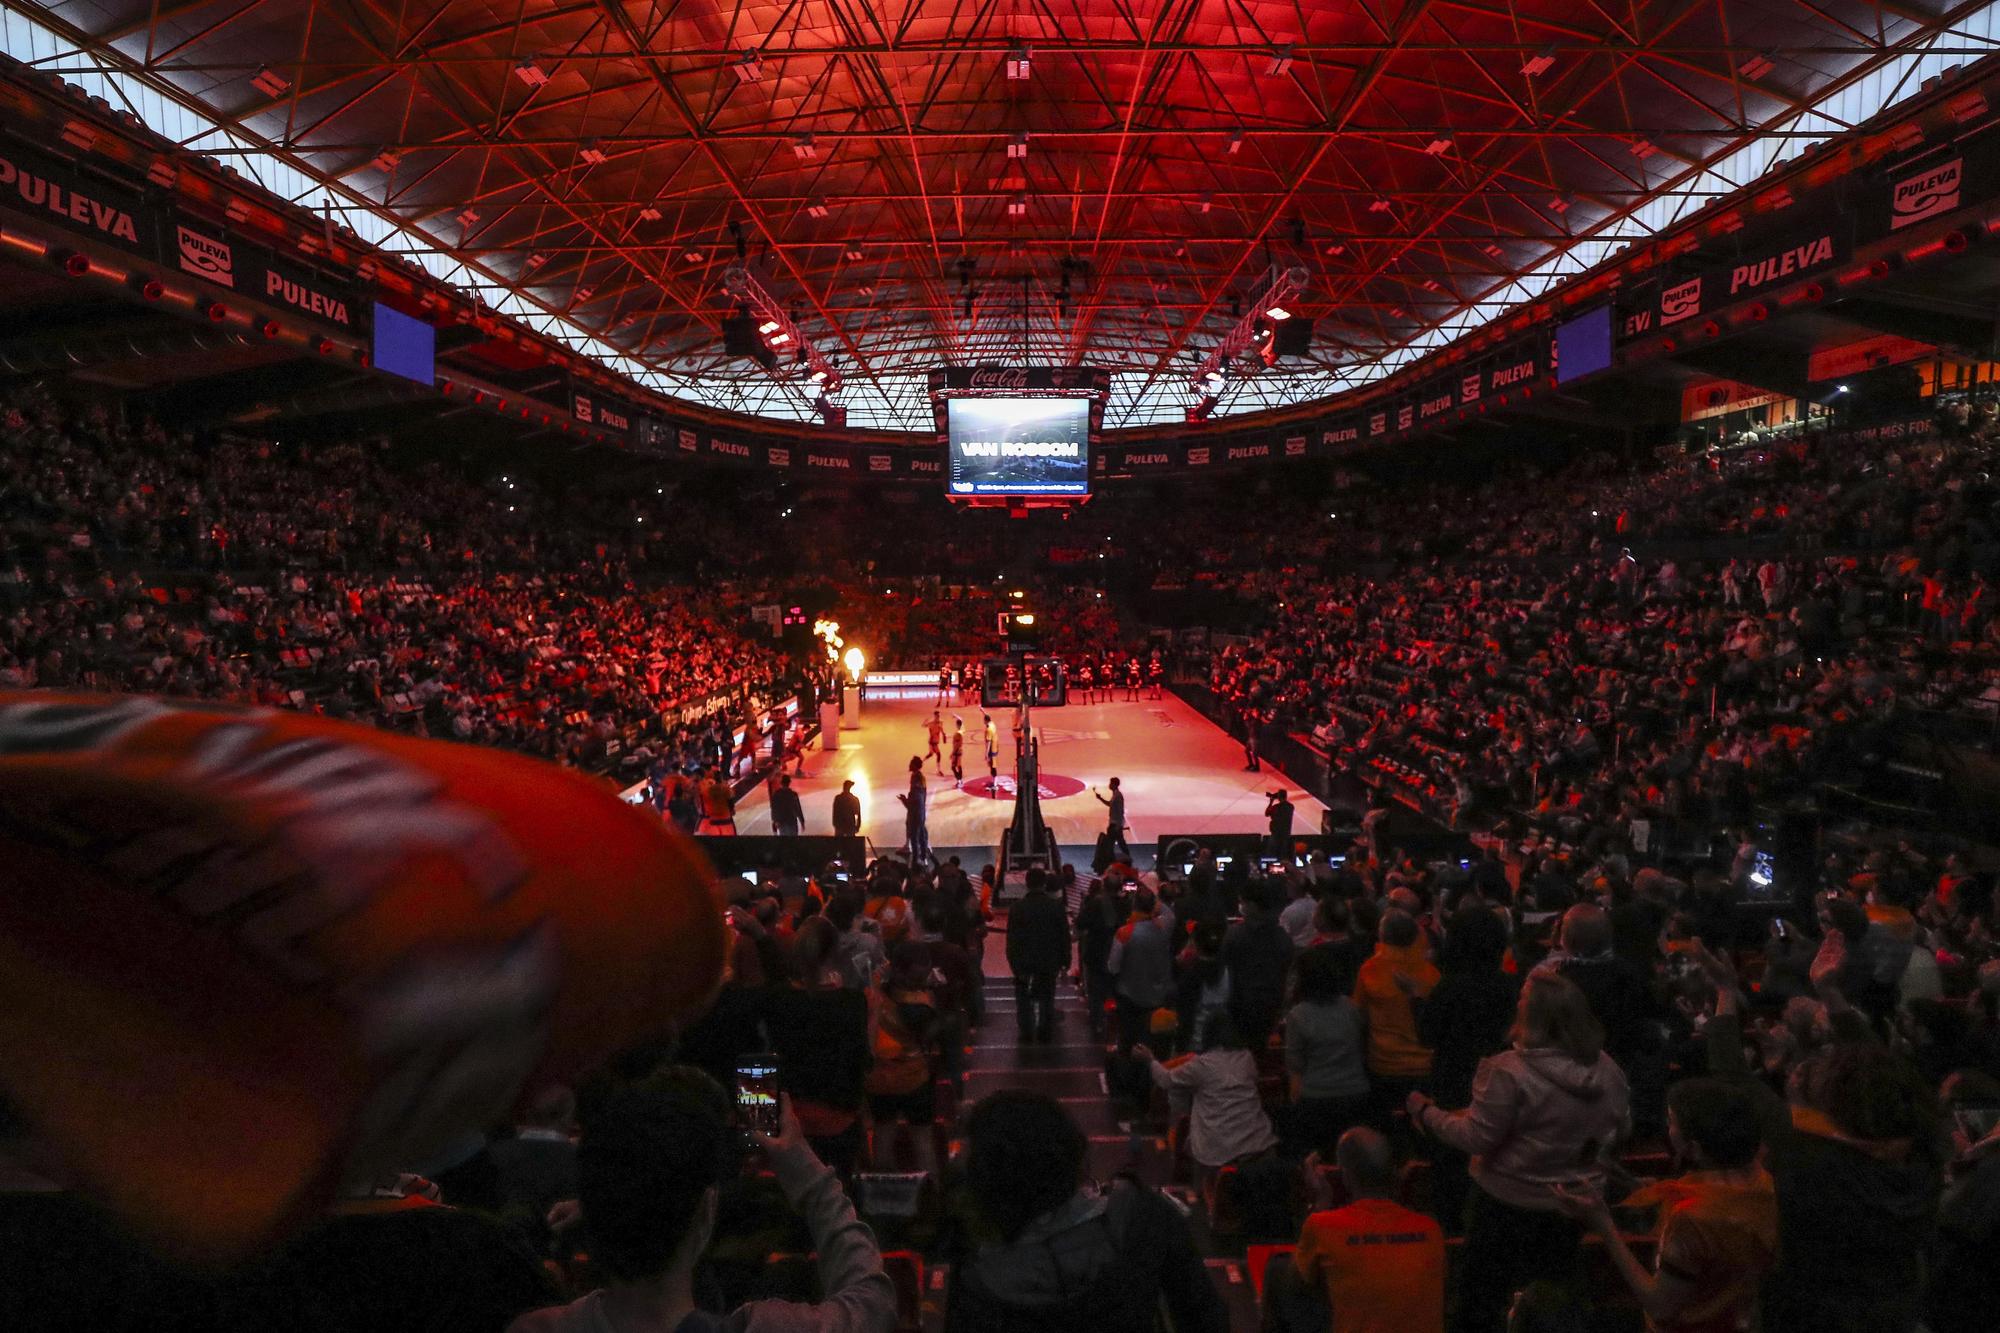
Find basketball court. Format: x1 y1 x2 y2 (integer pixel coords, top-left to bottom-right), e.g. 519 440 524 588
729 685 1328 863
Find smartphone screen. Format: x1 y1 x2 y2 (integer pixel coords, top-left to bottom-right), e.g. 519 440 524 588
735 1059 779 1136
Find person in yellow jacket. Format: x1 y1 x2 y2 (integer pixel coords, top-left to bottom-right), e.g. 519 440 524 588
1353 909 1440 1134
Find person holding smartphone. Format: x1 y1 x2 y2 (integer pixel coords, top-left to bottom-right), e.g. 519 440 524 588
510 1069 894 1333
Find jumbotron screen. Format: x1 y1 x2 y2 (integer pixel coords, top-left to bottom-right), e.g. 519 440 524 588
946 397 1091 497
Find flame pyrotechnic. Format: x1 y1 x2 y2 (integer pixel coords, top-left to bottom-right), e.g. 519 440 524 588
813 619 843 663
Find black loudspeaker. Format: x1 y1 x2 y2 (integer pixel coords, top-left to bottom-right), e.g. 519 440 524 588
1773 810 1820 906
722 314 777 370
694 834 867 880
1271 317 1315 357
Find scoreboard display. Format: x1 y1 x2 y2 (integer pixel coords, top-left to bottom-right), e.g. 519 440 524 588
946 397 1092 497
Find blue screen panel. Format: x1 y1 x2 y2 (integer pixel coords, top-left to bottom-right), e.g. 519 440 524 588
1554 304 1615 386
372 303 436 386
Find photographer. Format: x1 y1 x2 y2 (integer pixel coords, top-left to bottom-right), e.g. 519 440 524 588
510 1068 894 1333
1264 790 1295 857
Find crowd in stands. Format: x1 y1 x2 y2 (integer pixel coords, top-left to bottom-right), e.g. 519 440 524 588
1210 418 1997 831
8 366 2000 1333
1062 808 1999 1333
0 390 797 777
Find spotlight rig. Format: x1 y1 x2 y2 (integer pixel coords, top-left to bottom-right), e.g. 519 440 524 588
722 265 842 395
1186 264 1307 420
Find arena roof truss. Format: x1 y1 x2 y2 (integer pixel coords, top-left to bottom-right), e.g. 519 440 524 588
5 0 2000 430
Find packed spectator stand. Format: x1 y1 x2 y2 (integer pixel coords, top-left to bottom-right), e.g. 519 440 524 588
0 390 798 781
4 388 2000 1333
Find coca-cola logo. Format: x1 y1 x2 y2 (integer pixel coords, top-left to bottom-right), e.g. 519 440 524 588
1284 436 1306 456
1187 447 1211 466
968 369 1028 389
869 454 892 472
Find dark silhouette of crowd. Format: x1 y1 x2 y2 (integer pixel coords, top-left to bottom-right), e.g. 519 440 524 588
0 390 795 778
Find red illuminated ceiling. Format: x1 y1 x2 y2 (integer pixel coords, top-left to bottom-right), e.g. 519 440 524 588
13 0 1991 428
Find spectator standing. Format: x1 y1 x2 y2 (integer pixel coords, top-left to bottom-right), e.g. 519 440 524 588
1107 887 1175 1057
1353 910 1439 1130
1408 904 1520 1230
1005 869 1071 1045
767 918 873 1177
1760 1042 1945 1333
1135 1016 1279 1183
1223 879 1297 1052
1075 876 1125 1039
825 894 885 992
1551 1077 1776 1333
864 941 942 1134
1535 904 1658 1073
697 767 736 835
943 1091 1226 1332
507 1070 893 1333
1278 875 1319 949
1283 947 1371 1158
1408 972 1630 1333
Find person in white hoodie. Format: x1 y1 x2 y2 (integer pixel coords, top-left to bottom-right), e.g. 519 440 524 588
1406 971 1629 1333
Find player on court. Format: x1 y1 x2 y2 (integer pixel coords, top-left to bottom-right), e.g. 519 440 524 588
924 710 946 775
982 712 1000 794
949 716 966 787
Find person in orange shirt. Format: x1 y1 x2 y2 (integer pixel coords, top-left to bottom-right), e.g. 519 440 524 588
863 878 913 946
1264 1126 1444 1333
695 765 736 834
1353 909 1440 1131
1552 1076 1777 1333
